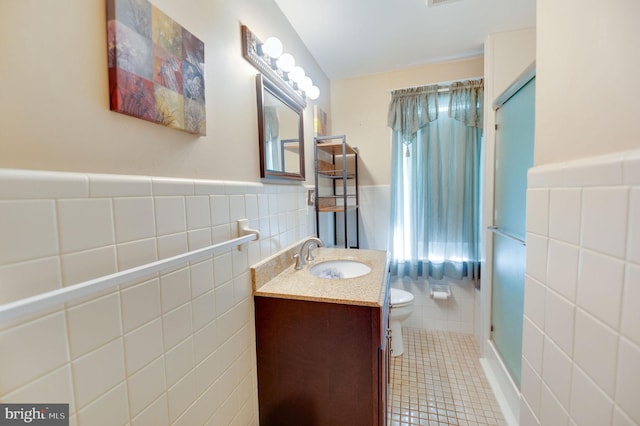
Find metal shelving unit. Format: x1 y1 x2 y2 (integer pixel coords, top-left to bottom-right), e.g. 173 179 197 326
314 135 359 248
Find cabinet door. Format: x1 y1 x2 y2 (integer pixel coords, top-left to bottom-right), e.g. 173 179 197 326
255 297 380 426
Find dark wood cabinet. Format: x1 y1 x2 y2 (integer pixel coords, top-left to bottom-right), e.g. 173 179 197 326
255 288 390 426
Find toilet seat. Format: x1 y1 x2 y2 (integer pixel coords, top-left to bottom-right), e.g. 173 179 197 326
390 288 414 307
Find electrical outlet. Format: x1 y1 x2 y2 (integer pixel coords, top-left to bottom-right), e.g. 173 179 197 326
307 189 315 206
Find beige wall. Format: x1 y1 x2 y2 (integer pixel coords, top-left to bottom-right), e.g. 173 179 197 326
330 57 484 186
485 29 536 103
535 0 640 165
0 0 329 183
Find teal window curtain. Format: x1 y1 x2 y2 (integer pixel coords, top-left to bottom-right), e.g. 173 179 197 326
387 79 483 280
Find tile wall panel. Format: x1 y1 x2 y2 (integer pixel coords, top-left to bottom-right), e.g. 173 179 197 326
621 264 640 346
0 169 314 425
521 150 640 425
391 274 477 334
0 200 59 265
0 257 62 304
57 198 115 254
67 293 122 359
113 197 156 243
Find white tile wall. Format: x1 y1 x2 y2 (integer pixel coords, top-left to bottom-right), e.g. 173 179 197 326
67 293 122 359
0 200 59 265
0 168 314 425
521 150 640 425
391 275 477 334
124 318 164 375
120 278 161 333
0 312 69 394
542 337 573 408
539 383 569 426
522 317 544 374
570 366 613 426
628 189 640 263
117 238 158 271
521 358 541 418
524 276 545 329
0 257 62 304
72 338 126 409
358 185 390 251
113 197 156 243
544 290 575 356
546 239 579 301
58 198 115 253
621 264 640 346
616 338 640 423
76 382 129 426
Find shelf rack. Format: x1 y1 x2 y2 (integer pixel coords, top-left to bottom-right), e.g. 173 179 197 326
314 135 359 248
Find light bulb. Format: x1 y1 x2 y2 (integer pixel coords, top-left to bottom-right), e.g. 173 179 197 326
276 53 295 72
262 37 282 58
298 76 312 91
289 66 305 83
306 86 320 100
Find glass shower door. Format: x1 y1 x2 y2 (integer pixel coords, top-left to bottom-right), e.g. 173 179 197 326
490 76 535 388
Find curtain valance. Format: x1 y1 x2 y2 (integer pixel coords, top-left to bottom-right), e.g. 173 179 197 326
387 79 485 136
449 79 484 128
387 85 439 141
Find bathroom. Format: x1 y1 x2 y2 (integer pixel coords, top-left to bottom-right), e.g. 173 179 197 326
1 0 639 425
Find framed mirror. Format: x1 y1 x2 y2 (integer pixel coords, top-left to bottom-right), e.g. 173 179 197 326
256 73 305 181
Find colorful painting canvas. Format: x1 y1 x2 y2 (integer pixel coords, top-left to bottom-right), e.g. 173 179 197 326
107 0 206 135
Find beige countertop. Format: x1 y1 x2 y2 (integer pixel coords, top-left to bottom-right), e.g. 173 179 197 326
252 247 389 307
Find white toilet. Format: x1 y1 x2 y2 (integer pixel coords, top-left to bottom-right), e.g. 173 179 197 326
389 288 415 356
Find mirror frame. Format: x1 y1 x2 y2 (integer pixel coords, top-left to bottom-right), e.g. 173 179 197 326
256 73 306 181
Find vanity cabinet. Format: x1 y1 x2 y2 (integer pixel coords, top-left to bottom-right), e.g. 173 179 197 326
314 135 359 248
254 286 390 425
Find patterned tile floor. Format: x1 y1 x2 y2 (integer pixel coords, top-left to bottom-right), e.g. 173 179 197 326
388 328 506 426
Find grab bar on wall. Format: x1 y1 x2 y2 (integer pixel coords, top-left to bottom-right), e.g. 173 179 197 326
0 219 260 324
487 225 526 246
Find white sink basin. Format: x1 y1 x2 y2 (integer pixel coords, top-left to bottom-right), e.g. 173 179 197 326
309 260 372 279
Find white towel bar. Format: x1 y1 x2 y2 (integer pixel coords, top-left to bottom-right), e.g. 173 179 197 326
0 219 260 324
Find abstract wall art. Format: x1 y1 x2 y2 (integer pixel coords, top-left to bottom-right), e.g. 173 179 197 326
314 105 328 136
107 0 206 135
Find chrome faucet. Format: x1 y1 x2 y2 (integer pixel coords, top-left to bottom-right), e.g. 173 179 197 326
294 237 324 270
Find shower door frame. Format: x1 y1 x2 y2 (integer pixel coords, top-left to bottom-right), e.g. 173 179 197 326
479 62 536 423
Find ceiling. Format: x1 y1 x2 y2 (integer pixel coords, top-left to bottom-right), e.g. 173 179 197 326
273 0 536 80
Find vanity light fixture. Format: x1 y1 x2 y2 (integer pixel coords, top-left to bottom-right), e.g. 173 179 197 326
289 66 305 83
298 76 311 91
276 53 296 73
241 25 320 106
306 85 320 100
261 37 283 59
